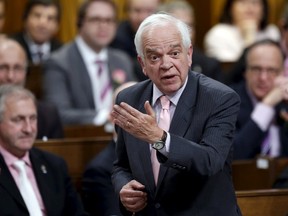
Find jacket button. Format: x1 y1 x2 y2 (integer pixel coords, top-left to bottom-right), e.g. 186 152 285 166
155 203 161 208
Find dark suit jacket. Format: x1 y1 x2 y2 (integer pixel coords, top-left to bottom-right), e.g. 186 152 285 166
0 147 88 216
36 101 64 140
10 32 62 65
230 81 288 160
82 140 122 216
43 40 135 125
112 71 242 215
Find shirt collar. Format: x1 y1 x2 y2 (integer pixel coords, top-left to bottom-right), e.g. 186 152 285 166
76 35 108 64
24 33 50 54
152 76 188 106
0 144 31 167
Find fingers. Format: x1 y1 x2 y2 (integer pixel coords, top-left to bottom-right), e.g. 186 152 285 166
120 180 147 213
111 102 156 131
144 100 155 118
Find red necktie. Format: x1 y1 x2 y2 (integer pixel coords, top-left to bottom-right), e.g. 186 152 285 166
151 95 170 184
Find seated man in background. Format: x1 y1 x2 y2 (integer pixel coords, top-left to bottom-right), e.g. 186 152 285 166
158 0 222 81
10 0 62 65
0 84 87 216
231 39 288 160
0 38 63 140
43 0 135 126
82 81 137 216
110 0 160 81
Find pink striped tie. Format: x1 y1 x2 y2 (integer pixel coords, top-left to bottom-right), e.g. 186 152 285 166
95 60 112 103
151 95 170 184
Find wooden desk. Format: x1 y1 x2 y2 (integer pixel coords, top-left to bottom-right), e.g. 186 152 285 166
64 124 113 139
237 189 288 216
232 157 288 190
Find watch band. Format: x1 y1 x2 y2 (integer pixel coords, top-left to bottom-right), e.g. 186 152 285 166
161 130 167 143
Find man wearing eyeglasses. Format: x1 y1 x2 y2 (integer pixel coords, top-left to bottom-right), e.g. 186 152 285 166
43 0 135 126
231 39 288 160
0 38 64 141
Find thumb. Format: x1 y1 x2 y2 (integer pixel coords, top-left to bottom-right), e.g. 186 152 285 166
144 100 155 117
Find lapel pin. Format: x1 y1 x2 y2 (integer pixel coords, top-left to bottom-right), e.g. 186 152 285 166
41 165 47 174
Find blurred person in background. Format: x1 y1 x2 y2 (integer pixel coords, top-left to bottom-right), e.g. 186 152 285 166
0 84 87 216
158 0 222 81
204 0 280 62
43 0 135 126
82 81 137 216
0 38 63 140
231 39 288 160
110 0 160 81
279 1 288 77
10 0 62 66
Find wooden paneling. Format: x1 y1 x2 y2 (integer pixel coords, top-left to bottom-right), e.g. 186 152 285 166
64 125 113 139
237 189 288 216
3 0 28 34
35 137 111 191
232 157 288 191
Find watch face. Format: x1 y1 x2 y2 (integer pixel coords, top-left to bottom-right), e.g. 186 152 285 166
153 141 164 150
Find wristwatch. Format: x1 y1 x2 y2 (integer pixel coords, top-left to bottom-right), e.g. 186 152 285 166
152 130 167 150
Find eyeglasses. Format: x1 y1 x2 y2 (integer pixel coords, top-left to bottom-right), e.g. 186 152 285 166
85 16 116 26
0 64 26 74
247 65 281 77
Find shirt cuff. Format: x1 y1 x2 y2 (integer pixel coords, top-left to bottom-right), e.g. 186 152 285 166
251 103 275 131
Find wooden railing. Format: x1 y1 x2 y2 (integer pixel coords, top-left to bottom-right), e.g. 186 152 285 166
232 157 288 191
236 189 288 216
34 137 288 215
63 124 113 139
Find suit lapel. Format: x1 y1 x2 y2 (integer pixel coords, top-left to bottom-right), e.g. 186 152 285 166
170 72 198 136
72 42 95 108
0 154 27 210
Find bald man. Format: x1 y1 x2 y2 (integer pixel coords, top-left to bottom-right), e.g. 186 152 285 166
0 38 64 140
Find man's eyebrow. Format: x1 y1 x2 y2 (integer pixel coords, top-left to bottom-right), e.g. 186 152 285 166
145 48 158 55
170 44 181 48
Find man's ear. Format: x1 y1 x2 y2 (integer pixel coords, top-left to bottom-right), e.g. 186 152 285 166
187 45 193 66
137 56 147 76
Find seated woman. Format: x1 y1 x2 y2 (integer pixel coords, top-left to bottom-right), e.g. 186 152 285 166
204 0 280 62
